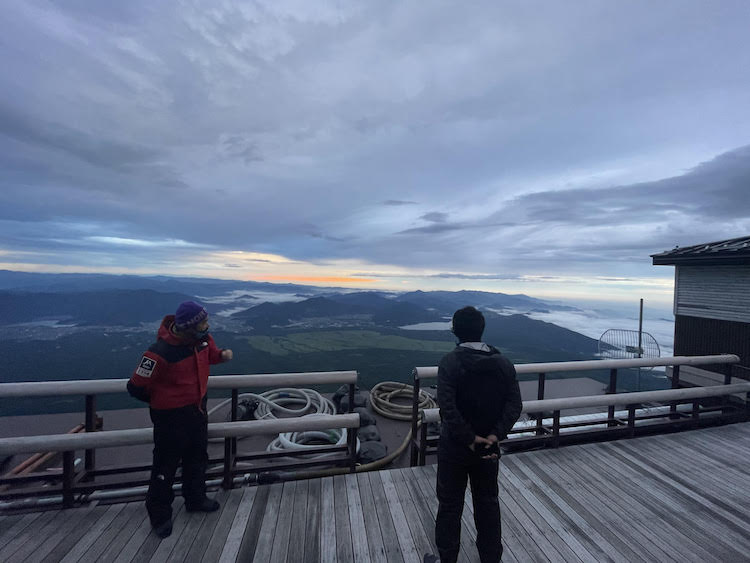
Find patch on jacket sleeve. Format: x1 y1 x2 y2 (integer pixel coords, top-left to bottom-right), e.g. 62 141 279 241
136 356 156 378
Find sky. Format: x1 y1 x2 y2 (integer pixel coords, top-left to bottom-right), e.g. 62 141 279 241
1 0 750 306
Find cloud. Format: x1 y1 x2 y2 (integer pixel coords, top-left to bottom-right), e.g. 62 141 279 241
502 145 750 226
0 0 749 299
420 212 449 223
254 275 377 284
85 236 210 248
383 200 418 206
397 223 467 235
351 271 523 281
218 134 264 163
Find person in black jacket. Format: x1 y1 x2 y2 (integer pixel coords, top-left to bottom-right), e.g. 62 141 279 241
426 306 522 563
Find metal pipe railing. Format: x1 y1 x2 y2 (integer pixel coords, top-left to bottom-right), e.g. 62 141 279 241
0 369 361 505
0 414 361 456
414 382 750 464
0 414 360 508
409 354 742 465
0 370 359 398
412 354 740 379
419 383 750 420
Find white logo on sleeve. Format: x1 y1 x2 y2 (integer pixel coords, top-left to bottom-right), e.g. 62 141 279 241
136 356 156 378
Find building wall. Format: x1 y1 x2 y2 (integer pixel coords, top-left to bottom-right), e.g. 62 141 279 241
674 315 750 380
675 265 750 323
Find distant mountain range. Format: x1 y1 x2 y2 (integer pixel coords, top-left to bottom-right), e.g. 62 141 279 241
232 295 443 328
0 289 195 326
0 270 324 297
394 289 576 314
0 272 577 329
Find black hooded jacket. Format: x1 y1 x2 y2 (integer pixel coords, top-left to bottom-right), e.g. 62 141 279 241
437 344 523 447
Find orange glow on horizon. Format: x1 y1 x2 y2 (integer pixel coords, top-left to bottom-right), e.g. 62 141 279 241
254 275 378 283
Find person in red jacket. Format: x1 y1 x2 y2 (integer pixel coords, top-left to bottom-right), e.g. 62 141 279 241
128 301 233 539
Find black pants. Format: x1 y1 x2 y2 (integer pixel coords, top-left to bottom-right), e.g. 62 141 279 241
435 442 502 563
146 403 209 527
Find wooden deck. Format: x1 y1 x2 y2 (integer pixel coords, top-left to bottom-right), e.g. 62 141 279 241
1 423 749 562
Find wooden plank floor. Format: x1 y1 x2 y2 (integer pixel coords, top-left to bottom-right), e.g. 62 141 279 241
2 423 750 562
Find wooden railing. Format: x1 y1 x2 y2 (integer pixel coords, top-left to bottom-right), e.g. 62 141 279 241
410 354 746 465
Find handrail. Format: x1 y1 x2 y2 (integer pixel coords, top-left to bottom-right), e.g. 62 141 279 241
420 382 750 422
409 354 742 465
0 413 360 456
413 354 740 379
0 370 359 398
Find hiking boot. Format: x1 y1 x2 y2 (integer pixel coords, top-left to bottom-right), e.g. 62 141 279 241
154 520 173 539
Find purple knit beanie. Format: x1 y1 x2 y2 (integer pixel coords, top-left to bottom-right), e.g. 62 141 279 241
175 301 208 331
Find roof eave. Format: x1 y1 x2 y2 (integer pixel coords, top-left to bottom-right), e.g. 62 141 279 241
652 255 750 266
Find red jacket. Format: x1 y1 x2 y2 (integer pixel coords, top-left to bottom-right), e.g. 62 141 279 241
127 315 226 410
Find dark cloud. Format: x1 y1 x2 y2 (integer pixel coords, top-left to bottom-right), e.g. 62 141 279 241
500 144 750 228
219 134 264 164
0 104 163 172
383 200 418 206
420 212 449 223
397 223 466 235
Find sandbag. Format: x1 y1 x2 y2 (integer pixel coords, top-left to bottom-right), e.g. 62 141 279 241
354 407 377 427
358 441 387 464
358 424 381 442
339 391 369 411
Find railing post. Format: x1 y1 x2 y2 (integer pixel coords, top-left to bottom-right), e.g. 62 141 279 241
627 405 636 438
552 410 560 448
536 372 546 436
348 426 358 473
348 383 355 413
410 370 421 467
62 450 75 508
419 416 428 466
222 389 239 489
670 365 680 418
84 394 96 479
692 400 700 428
348 382 358 471
722 364 732 420
223 437 235 489
607 369 617 427
231 389 238 458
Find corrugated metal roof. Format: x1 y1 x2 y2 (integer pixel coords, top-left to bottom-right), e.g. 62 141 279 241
652 235 750 265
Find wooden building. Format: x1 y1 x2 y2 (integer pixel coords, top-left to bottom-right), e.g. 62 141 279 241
652 235 750 386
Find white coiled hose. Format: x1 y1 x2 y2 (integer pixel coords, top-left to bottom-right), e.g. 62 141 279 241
206 388 337 445
207 388 336 421
266 414 360 460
